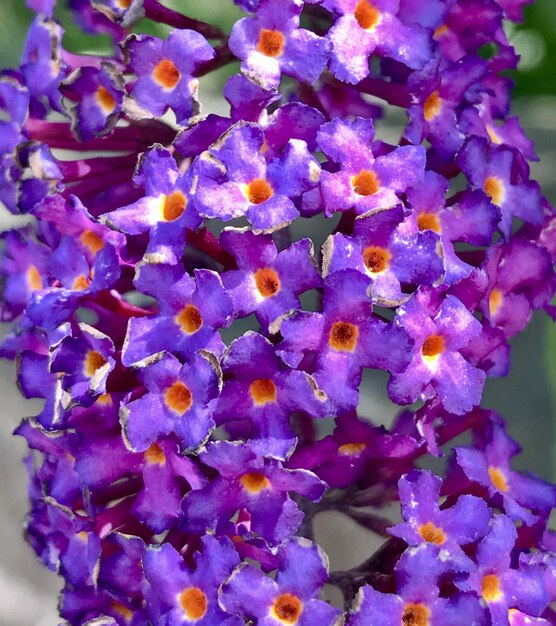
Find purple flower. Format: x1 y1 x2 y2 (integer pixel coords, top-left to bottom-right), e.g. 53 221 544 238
324 0 432 83
229 0 330 88
143 536 242 625
220 228 321 330
196 122 320 232
389 470 490 571
278 269 413 410
455 515 549 624
323 204 444 306
120 351 221 452
61 63 124 142
215 331 329 457
457 137 543 238
453 422 556 524
181 441 326 545
123 30 215 124
388 290 486 414
220 538 341 625
317 117 426 217
122 261 232 365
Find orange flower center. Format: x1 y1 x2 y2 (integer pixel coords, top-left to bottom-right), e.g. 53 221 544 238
423 91 442 122
176 304 203 334
363 245 391 273
421 334 445 358
163 190 187 221
254 268 281 298
338 442 367 456
418 521 446 545
153 59 180 89
72 275 91 291
351 170 380 196
27 265 43 291
83 350 107 377
246 178 273 204
80 230 105 254
240 472 271 494
144 443 166 465
178 587 208 620
271 593 303 624
402 603 431 626
481 574 503 602
417 213 441 233
257 29 285 57
488 466 509 492
488 288 503 317
329 321 359 352
354 0 381 30
165 381 192 414
111 601 133 622
96 85 116 113
484 176 505 206
249 378 277 405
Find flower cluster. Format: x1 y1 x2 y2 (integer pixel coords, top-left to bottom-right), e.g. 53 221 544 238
1 0 555 624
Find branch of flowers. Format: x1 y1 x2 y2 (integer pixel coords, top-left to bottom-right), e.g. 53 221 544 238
328 537 406 605
61 50 126 72
350 76 411 108
143 0 226 40
297 83 331 120
57 154 139 182
25 119 176 151
88 291 154 319
337 506 392 536
185 227 237 269
195 43 235 78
